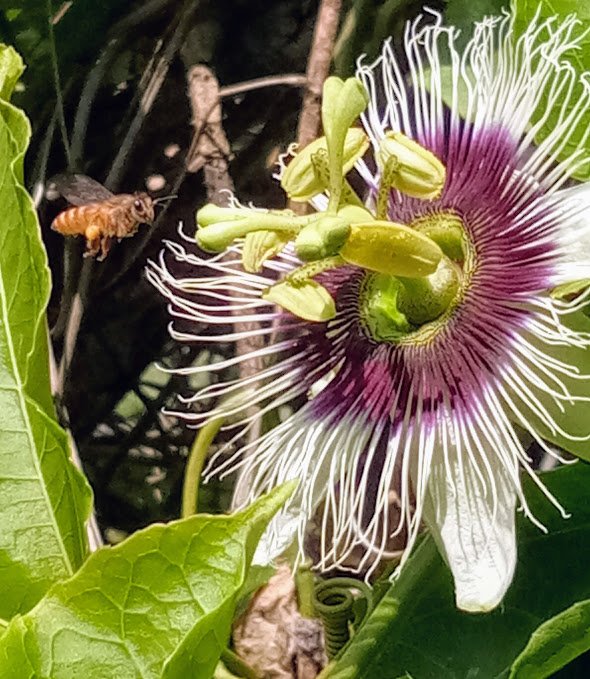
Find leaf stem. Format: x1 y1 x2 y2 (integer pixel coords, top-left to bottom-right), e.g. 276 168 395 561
181 417 223 518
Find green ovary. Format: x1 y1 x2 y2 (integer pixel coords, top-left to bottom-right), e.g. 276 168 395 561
361 212 468 343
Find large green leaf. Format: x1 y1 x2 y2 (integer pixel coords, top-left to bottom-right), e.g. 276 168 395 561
322 463 590 678
0 482 295 679
512 0 590 181
509 599 590 678
0 45 91 620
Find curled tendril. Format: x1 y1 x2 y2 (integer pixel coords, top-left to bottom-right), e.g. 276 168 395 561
313 577 374 658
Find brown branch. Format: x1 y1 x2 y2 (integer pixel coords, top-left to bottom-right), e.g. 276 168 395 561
219 73 308 99
185 65 234 184
185 65 263 374
69 0 176 169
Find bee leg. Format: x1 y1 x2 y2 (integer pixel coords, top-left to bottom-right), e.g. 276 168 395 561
84 224 101 258
97 236 113 261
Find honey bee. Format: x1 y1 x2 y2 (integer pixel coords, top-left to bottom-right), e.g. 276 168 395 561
50 174 157 261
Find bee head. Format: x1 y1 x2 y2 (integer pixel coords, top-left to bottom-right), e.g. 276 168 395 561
131 193 155 224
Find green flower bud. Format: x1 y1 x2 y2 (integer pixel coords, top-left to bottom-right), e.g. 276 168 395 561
195 204 298 252
321 77 370 211
263 278 336 322
322 77 370 144
294 215 351 262
340 221 443 277
281 128 369 201
377 132 446 200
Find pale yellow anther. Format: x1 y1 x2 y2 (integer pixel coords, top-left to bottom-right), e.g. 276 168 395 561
242 231 290 272
337 204 375 224
281 128 369 201
263 278 336 322
340 221 443 277
377 132 446 200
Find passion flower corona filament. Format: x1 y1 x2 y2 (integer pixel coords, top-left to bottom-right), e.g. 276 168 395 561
148 11 590 612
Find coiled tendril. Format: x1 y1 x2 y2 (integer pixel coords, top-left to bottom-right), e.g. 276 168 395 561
313 577 374 658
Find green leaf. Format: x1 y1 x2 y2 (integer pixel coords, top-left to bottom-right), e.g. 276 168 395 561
512 0 590 181
445 0 507 48
509 600 590 678
0 45 91 619
0 482 296 679
322 463 590 678
0 44 24 100
551 279 590 300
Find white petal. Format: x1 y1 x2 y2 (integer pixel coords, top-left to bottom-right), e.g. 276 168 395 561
252 507 302 566
422 440 518 613
553 184 590 283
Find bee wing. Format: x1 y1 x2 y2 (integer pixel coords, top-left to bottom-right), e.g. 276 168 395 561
49 173 114 206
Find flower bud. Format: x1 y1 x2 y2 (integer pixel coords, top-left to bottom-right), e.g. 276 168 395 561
195 204 298 252
294 215 351 262
322 77 370 210
322 77 370 145
377 132 446 200
263 278 336 321
281 128 369 201
340 221 443 277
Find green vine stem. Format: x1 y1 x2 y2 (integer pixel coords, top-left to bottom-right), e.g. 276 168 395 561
313 577 374 658
181 417 223 518
296 561 317 618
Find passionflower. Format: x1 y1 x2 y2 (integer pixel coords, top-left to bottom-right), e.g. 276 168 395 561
148 12 590 612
